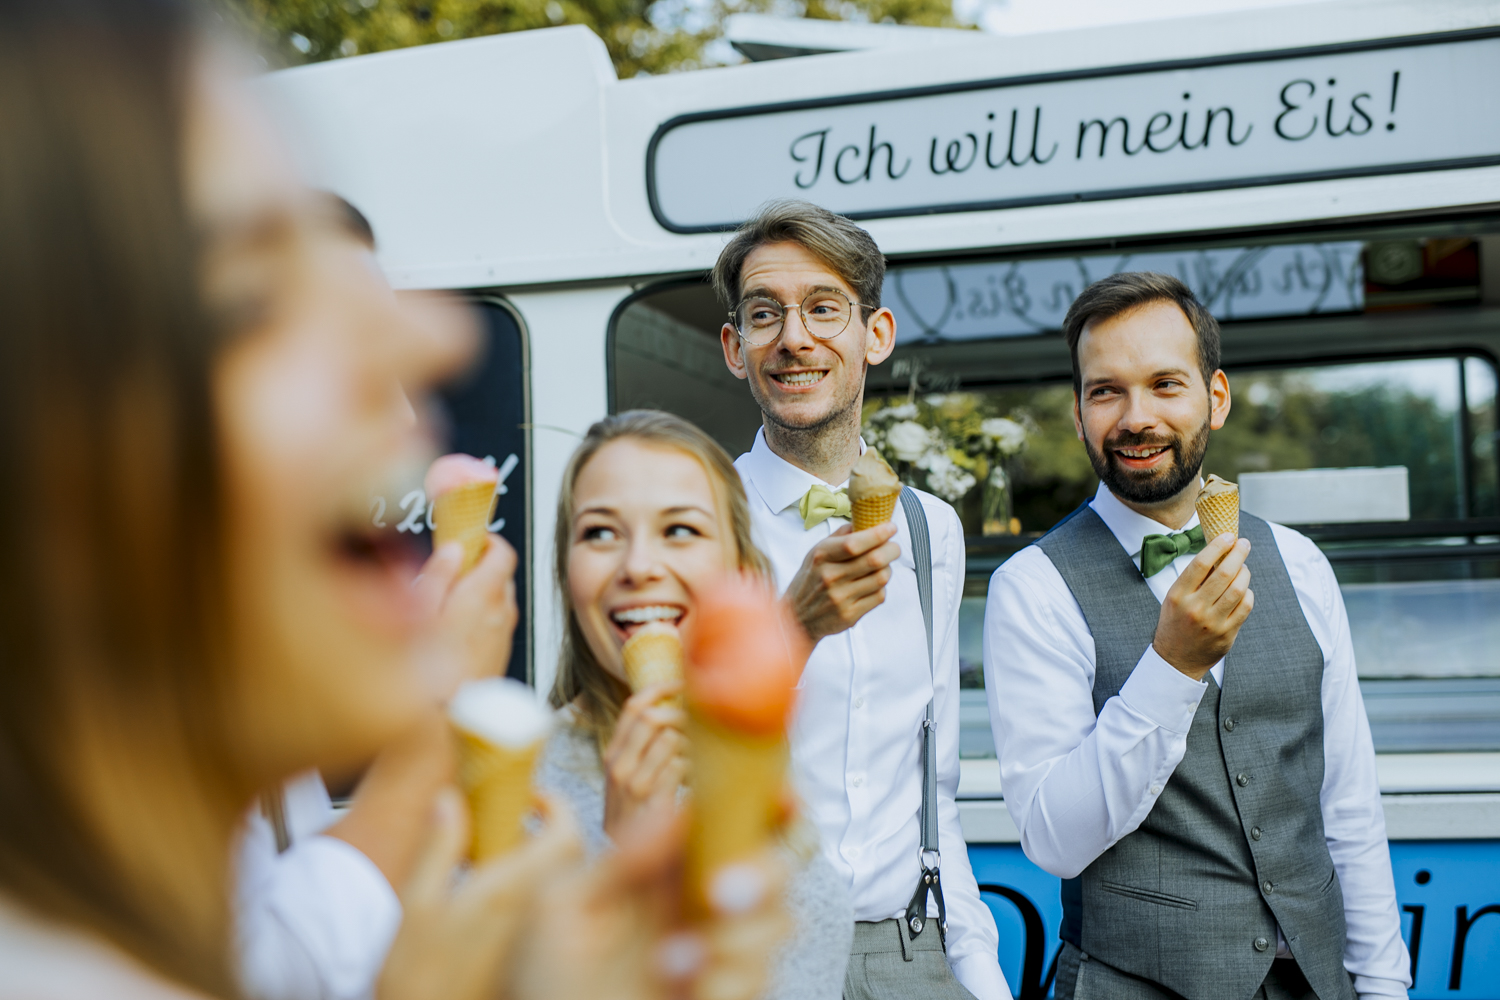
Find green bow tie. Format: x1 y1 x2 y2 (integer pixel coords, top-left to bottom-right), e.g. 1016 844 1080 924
1140 525 1205 578
799 484 851 530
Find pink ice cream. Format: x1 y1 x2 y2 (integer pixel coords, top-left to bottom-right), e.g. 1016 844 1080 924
424 453 498 499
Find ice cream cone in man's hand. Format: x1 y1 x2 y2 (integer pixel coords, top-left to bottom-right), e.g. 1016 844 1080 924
846 449 900 532
682 577 808 922
448 678 552 862
426 454 500 573
1196 474 1240 541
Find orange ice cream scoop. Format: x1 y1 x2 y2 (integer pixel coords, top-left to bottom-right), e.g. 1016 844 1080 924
683 577 807 736
425 454 500 572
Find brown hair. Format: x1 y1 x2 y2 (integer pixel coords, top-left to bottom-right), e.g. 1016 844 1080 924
712 199 886 312
549 411 770 738
0 0 242 993
1061 272 1222 396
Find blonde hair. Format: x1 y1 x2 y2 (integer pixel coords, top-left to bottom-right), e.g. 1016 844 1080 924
549 411 769 738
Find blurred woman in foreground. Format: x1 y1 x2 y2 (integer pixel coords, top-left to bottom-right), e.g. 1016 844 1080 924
0 2 780 998
541 411 853 1000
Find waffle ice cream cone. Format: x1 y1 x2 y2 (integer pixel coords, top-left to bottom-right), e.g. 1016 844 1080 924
448 678 552 863
434 481 497 572
623 621 685 706
426 454 501 573
848 449 901 532
685 716 788 919
682 578 807 921
1196 474 1240 541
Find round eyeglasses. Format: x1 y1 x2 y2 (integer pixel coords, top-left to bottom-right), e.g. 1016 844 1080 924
731 289 876 347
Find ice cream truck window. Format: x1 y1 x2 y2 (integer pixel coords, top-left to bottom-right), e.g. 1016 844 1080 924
611 224 1500 756
371 299 531 683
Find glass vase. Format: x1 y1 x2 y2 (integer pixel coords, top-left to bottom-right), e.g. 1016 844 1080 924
982 463 1015 536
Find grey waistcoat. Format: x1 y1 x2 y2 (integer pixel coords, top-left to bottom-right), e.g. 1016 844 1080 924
1035 505 1353 1000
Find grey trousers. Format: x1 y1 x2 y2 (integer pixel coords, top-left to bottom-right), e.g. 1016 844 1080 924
841 919 978 1000
1054 943 1319 1000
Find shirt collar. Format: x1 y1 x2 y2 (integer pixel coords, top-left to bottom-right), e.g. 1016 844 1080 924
742 427 865 515
1090 481 1202 560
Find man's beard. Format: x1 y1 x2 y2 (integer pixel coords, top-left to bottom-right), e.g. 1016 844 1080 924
1085 418 1210 505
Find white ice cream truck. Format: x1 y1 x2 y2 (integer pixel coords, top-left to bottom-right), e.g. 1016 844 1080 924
262 2 1500 993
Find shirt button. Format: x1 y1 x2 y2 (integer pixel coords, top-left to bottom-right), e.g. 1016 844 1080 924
1251 827 1262 841
1254 937 1269 952
852 776 863 788
1262 880 1274 894
1223 718 1235 732
1237 773 1250 787
1150 785 1162 795
854 697 864 709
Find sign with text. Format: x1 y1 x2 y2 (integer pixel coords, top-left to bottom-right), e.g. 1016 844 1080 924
648 32 1500 233
889 241 1363 342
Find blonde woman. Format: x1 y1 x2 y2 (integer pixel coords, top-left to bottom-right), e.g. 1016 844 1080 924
540 410 854 1000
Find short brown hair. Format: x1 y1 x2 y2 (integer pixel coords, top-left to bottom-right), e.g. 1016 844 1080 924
1062 272 1221 396
549 410 770 740
711 200 886 311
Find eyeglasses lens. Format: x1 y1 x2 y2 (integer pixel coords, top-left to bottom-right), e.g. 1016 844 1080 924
736 291 854 346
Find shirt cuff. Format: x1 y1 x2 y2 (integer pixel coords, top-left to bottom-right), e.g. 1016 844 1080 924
1116 645 1208 735
1353 975 1411 999
949 951 1013 1000
269 837 402 997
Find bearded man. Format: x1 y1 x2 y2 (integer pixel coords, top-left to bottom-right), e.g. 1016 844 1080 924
983 273 1411 1000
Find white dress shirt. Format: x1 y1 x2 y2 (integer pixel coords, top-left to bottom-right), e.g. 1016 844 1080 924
737 429 1009 1000
235 771 403 1000
983 483 1410 999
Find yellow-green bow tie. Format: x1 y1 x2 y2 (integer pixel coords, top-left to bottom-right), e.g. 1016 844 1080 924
799 484 851 530
1140 525 1206 578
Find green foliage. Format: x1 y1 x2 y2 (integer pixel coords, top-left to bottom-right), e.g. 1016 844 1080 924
234 0 961 78
1203 370 1468 522
801 0 958 27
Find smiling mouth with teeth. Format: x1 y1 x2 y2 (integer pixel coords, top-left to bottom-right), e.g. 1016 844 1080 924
1116 445 1169 459
771 370 827 388
609 604 685 638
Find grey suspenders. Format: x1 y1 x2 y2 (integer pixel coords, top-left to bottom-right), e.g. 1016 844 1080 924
898 487 947 947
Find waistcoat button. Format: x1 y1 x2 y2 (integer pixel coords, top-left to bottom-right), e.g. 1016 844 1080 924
1236 773 1250 786
1224 718 1235 732
1262 880 1274 894
1254 937 1269 952
1251 827 1262 840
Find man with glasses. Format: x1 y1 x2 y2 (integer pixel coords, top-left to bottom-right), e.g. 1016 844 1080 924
714 201 1008 1000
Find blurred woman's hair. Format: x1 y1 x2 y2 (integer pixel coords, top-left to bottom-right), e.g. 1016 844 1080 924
549 411 769 739
0 0 241 992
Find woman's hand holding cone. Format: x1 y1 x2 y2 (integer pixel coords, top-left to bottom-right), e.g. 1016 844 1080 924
377 790 584 1000
503 796 789 1000
604 683 689 839
413 536 519 700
